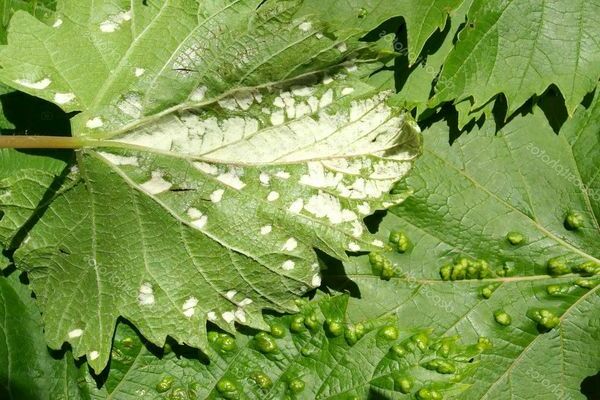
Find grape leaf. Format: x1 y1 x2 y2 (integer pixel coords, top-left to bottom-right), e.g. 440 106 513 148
434 0 600 116
0 0 422 373
333 93 600 399
0 272 86 400
84 295 489 399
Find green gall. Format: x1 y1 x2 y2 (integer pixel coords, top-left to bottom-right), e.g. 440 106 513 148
156 376 174 393
288 378 305 393
369 252 386 273
326 319 344 337
217 335 236 352
344 325 358 345
481 284 498 299
416 387 443 400
208 331 220 343
357 7 368 18
389 231 411 253
476 337 493 351
391 344 407 357
565 211 584 230
412 333 429 351
355 323 366 339
216 378 237 397
270 323 286 338
494 310 512 326
440 264 452 281
121 337 134 348
546 284 571 295
572 261 600 276
255 332 278 353
528 309 560 331
393 374 413 394
163 343 172 354
547 257 570 276
381 264 395 280
506 231 525 245
304 312 320 331
168 388 187 400
424 359 457 374
378 325 399 340
575 279 598 289
249 371 272 389
290 316 306 333
294 298 308 308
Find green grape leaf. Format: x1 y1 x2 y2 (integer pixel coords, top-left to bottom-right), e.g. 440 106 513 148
0 0 422 373
0 0 56 42
0 272 86 400
336 93 600 399
434 0 600 116
85 295 488 399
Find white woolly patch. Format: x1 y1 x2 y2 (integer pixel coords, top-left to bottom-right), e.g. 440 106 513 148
260 225 272 235
316 33 324 39
117 93 143 118
68 329 83 339
370 161 412 179
210 189 225 203
234 92 254 110
239 298 253 306
282 260 295 270
15 78 51 90
372 240 384 248
193 162 218 175
234 308 247 323
259 173 270 185
351 221 364 238
275 171 291 179
348 242 361 251
311 274 322 287
138 282 154 305
300 162 343 189
304 192 357 224
271 110 285 125
140 172 172 194
190 86 208 101
222 311 236 323
54 92 75 104
357 202 371 215
288 199 304 214
337 42 348 52
86 117 104 129
319 89 334 108
191 215 207 229
89 351 100 361
98 152 139 166
299 21 312 31
267 191 280 202
207 311 217 321
292 86 314 97
282 238 298 251
134 68 146 77
346 65 358 73
323 76 334 85
182 297 198 318
217 171 246 190
218 98 238 110
99 10 131 32
187 208 203 219
342 87 355 96
226 290 237 300
53 19 63 28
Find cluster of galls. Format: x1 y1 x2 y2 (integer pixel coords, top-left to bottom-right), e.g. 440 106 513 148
367 231 413 280
439 257 494 281
547 257 600 277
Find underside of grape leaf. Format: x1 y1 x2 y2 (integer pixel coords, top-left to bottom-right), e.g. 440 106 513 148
334 92 600 399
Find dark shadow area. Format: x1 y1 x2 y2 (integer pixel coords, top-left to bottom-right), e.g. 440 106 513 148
537 85 569 134
582 371 600 400
361 17 403 43
364 210 387 234
317 249 361 298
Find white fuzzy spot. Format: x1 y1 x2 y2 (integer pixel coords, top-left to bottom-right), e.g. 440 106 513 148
323 76 334 85
311 274 322 287
234 308 247 323
300 161 343 189
190 86 208 101
68 329 83 339
271 110 285 125
299 21 312 31
259 173 271 186
117 93 143 119
98 152 139 166
193 162 218 175
86 117 104 129
99 10 131 32
53 19 63 28
337 42 348 52
319 89 334 108
187 208 202 219
282 238 298 251
351 221 364 238
260 225 272 235
357 202 371 215
292 86 314 97
267 191 280 202
138 282 155 305
207 311 217 321
15 78 51 90
222 311 235 323
282 260 295 270
182 297 198 318
372 239 385 248
348 242 361 251
100 21 118 32
226 290 237 300
346 65 358 73
210 189 225 203
239 298 253 306
140 171 172 194
89 351 100 361
217 171 246 190
304 192 357 224
218 98 238 110
341 88 355 96
288 199 304 214
54 93 76 107
191 215 208 229
275 171 290 179
134 68 146 77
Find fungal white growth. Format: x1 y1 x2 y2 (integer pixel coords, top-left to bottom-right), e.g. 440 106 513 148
187 208 203 219
217 171 246 190
275 171 291 179
98 152 139 166
207 311 217 321
299 21 312 31
322 76 334 85
15 78 51 90
194 162 218 175
53 92 75 104
190 86 207 101
267 191 280 202
53 19 63 28
304 192 357 224
271 110 285 125
226 290 237 300
259 173 270 186
222 311 236 323
138 282 155 305
300 162 343 188
210 189 225 203
346 65 358 73
89 351 100 361
341 88 355 96
68 329 83 339
234 308 247 323
372 240 385 248
319 89 334 108
357 202 371 215
260 225 272 235
182 297 198 317
99 10 131 32
134 68 146 77
282 260 295 270
86 117 104 129
311 274 322 287
292 86 314 97
337 42 348 52
239 298 253 306
288 199 304 214
218 98 238 110
190 211 208 229
282 238 298 251
234 92 254 110
140 172 172 194
316 33 324 39
117 93 143 118
349 242 361 251
351 221 364 238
